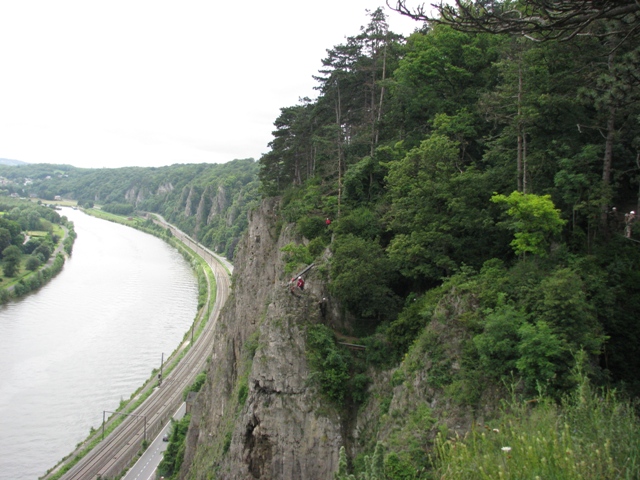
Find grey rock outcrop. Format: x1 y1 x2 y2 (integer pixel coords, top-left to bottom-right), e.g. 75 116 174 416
157 182 174 195
181 197 342 480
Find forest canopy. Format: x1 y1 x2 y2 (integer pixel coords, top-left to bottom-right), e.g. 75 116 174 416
257 5 640 398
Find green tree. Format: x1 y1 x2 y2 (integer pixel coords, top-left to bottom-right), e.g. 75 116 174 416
33 243 53 262
385 134 500 284
0 227 12 255
157 415 191 478
474 301 526 379
388 25 499 149
0 217 23 246
330 234 399 322
516 319 565 391
259 102 318 195
530 268 603 355
385 134 460 282
2 245 22 277
25 255 41 271
331 206 381 240
306 324 351 402
491 191 566 257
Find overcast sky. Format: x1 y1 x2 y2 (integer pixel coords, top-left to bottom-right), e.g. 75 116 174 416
0 1 421 169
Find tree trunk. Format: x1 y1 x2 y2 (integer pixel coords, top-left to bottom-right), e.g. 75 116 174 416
636 153 640 215
334 81 343 217
517 59 524 192
600 48 617 228
374 43 388 152
523 127 528 194
602 106 615 186
599 106 616 228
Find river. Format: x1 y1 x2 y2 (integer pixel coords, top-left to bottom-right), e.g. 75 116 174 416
0 208 199 480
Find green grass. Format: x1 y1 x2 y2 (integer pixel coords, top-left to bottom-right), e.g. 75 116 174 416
432 375 640 479
30 199 79 208
84 207 141 227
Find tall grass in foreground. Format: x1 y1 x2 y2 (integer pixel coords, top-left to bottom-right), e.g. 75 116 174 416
433 372 640 479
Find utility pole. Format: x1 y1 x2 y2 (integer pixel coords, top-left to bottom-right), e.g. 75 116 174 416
158 352 164 386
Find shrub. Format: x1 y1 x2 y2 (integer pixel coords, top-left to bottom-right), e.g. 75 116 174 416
281 243 313 276
473 302 525 379
157 415 191 478
306 324 350 403
238 382 248 406
297 216 326 240
307 237 328 258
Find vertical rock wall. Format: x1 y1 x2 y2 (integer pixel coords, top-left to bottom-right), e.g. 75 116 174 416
181 197 342 479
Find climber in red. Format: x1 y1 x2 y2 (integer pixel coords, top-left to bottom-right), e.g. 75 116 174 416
297 276 305 291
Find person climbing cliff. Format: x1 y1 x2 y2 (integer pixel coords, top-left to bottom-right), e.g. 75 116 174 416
319 297 327 317
297 276 305 291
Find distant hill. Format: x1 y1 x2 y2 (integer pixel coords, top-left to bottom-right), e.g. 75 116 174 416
0 158 28 166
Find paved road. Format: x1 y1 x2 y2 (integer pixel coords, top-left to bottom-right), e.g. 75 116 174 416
53 218 232 480
122 403 186 480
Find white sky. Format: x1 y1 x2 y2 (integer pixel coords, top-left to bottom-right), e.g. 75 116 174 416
0 1 421 169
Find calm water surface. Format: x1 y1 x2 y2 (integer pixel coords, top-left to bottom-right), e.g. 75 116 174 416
0 208 198 480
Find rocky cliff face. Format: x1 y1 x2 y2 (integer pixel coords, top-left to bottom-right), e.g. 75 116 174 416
181 197 343 479
180 198 482 479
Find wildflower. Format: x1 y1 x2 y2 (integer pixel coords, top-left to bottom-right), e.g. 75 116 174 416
501 446 512 453
493 428 500 433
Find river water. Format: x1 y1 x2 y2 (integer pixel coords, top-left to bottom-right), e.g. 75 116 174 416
0 208 198 480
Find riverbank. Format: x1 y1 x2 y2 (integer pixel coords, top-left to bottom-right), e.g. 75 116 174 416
0 201 77 304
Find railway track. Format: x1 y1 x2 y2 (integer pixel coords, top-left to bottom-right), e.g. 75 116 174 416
58 222 231 480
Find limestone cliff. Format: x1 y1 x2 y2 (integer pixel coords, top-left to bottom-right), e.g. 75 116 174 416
181 197 343 479
180 198 482 479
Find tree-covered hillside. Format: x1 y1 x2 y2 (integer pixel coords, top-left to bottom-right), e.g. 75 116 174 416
0 159 260 259
259 5 640 398
251 4 640 477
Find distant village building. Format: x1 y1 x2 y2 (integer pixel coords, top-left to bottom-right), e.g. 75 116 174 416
54 195 62 201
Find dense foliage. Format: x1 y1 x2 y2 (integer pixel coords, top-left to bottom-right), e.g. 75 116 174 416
0 199 72 302
257 5 640 477
157 414 191 479
2 3 639 477
259 5 640 392
0 159 260 259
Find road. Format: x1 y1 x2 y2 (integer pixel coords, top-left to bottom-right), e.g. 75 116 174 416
122 403 186 480
54 218 232 480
